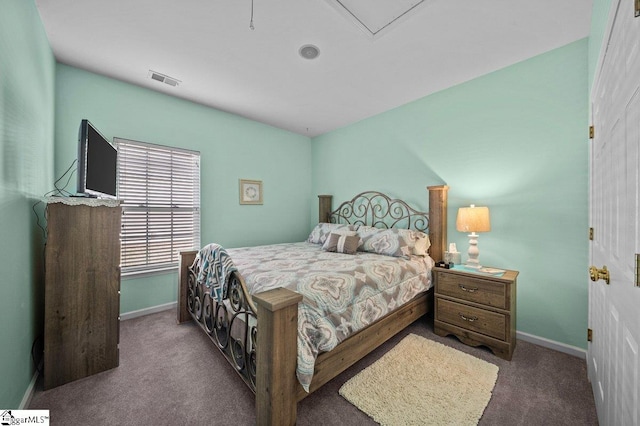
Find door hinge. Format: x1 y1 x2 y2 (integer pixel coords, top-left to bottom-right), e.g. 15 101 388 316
589 125 594 139
589 227 594 241
635 254 640 287
587 328 593 342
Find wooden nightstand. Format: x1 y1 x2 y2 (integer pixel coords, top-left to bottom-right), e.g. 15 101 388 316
433 266 518 360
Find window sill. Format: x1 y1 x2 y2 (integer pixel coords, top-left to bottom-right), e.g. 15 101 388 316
121 265 178 280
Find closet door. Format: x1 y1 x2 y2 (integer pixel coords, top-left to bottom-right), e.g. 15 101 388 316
588 1 640 424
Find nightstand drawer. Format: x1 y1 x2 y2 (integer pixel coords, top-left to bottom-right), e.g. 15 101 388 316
436 298 506 341
437 273 507 309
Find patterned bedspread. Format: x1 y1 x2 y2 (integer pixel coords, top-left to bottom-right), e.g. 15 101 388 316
227 242 434 392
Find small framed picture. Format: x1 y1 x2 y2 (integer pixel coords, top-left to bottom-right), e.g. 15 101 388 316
239 179 263 205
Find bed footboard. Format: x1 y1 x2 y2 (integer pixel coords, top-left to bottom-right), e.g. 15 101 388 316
178 250 261 391
178 250 302 425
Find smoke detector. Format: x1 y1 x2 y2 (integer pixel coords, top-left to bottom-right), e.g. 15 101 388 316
299 45 320 60
148 70 181 87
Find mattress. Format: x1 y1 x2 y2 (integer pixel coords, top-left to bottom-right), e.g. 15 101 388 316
227 241 434 391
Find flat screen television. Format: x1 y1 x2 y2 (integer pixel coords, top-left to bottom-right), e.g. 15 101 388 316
77 119 117 199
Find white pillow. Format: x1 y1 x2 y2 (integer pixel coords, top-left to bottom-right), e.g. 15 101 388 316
413 234 431 256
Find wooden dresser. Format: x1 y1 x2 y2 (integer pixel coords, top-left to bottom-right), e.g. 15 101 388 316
433 266 518 360
44 200 121 389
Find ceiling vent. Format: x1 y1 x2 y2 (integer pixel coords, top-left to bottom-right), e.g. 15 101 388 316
148 70 181 87
325 0 428 39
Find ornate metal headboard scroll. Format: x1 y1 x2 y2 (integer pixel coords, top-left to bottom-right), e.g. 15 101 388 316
329 191 429 232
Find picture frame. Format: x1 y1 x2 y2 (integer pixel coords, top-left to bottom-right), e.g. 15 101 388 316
239 179 263 205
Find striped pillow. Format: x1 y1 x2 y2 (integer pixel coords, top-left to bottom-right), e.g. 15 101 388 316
322 228 357 250
307 223 358 244
323 233 360 254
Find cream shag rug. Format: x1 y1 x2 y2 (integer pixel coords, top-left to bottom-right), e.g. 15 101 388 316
339 334 499 426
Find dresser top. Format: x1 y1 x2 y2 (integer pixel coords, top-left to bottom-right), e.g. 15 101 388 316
43 196 120 208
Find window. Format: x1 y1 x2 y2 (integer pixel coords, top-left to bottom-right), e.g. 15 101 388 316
116 138 200 275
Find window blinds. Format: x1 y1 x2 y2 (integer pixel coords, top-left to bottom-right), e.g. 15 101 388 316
115 138 200 275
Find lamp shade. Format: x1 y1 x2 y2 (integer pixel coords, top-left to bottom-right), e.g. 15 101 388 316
456 205 491 233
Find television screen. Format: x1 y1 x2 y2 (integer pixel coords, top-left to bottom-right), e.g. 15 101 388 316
77 120 117 198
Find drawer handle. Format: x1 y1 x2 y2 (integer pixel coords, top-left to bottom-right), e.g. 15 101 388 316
458 284 479 293
459 313 478 323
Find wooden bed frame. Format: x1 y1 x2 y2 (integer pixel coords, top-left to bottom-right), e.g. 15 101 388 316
177 185 448 425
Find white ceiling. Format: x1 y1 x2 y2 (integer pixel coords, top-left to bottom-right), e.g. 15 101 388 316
35 0 592 137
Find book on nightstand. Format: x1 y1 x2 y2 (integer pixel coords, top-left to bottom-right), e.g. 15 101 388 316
478 267 506 275
449 265 506 277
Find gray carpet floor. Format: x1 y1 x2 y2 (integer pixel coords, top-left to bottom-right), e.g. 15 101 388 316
30 309 599 425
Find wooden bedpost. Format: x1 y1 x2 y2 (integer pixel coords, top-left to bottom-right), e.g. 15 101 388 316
427 185 448 263
177 250 198 324
318 195 332 223
253 288 303 426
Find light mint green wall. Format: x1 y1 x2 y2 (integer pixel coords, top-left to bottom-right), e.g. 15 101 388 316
0 0 55 408
54 64 312 313
0 0 613 408
312 39 590 349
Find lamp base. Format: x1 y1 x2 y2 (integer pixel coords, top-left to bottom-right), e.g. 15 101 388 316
465 232 482 269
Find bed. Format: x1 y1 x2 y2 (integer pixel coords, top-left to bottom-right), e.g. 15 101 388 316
177 185 448 425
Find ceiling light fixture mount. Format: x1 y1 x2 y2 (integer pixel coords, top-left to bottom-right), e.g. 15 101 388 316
249 0 255 30
299 44 320 60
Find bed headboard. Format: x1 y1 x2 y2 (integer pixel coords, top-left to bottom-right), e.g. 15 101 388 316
317 185 448 262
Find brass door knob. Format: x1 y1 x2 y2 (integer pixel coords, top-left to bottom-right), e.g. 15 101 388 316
589 265 610 285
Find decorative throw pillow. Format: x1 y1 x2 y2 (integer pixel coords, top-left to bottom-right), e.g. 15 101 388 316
359 228 431 259
362 229 407 258
323 233 360 254
355 225 383 249
307 223 358 245
321 229 357 250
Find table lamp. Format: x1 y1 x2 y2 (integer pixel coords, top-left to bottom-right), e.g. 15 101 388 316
456 205 491 269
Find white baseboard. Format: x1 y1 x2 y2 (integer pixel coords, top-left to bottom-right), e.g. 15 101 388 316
20 304 586 408
119 302 588 360
120 301 177 321
517 330 586 359
20 362 41 409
